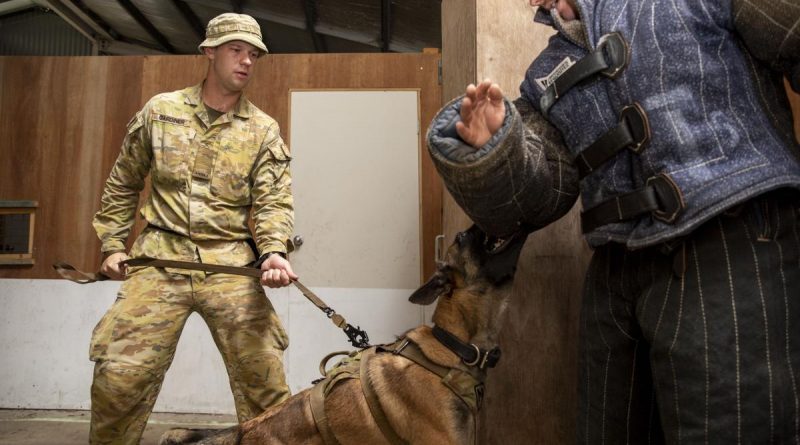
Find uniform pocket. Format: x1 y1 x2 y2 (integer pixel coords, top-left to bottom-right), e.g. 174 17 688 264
89 295 126 362
211 139 257 204
150 118 194 186
266 140 291 182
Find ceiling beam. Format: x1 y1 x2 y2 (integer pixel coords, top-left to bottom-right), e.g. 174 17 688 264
45 0 114 40
35 0 166 55
380 0 391 52
303 0 326 53
39 0 97 42
115 0 175 53
169 0 205 41
178 0 418 52
0 0 37 16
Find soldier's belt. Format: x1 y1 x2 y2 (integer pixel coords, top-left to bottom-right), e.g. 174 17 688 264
53 258 371 349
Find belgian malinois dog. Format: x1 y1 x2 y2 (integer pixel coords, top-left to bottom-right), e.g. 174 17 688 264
160 225 527 445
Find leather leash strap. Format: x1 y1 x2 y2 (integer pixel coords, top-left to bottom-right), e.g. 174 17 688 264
53 257 370 348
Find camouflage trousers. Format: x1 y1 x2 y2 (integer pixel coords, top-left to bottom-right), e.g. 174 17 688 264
89 266 290 445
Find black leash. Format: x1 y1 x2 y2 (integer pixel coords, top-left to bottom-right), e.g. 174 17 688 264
53 257 371 349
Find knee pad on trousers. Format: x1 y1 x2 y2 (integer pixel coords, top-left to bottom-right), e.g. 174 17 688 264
90 361 165 443
230 350 290 420
93 361 163 402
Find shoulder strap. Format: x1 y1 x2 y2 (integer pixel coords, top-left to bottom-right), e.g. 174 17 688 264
310 382 342 445
359 347 408 445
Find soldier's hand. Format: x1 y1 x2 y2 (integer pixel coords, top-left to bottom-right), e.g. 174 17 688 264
101 252 129 280
455 79 506 148
260 254 298 288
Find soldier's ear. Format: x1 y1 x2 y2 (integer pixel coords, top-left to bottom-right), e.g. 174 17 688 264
409 268 452 305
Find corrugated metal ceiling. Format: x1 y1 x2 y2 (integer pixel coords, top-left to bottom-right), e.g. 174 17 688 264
0 0 442 56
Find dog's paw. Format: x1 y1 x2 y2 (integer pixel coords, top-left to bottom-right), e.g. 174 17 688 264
158 428 204 445
159 427 239 445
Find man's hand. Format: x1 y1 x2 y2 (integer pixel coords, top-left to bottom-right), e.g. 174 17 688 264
260 254 298 288
455 79 506 148
100 252 129 280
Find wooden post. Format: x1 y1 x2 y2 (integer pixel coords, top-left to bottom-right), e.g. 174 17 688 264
441 1 591 443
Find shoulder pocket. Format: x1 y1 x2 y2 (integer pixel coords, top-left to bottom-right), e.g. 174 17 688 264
126 111 144 135
267 140 291 162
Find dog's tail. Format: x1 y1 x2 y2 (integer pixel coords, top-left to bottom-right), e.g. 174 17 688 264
158 426 242 445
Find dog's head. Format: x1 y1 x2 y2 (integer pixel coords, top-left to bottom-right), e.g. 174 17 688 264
409 224 527 306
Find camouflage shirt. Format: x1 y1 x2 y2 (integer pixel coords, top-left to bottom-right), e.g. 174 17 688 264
93 83 293 267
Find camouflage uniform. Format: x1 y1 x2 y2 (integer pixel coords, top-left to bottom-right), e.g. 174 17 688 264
89 80 293 444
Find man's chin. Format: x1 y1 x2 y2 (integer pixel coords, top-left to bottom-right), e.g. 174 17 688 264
226 79 248 93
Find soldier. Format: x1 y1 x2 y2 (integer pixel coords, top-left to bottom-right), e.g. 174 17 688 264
89 13 295 444
427 0 800 443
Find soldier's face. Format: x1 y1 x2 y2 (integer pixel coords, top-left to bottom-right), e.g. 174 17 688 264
207 41 260 93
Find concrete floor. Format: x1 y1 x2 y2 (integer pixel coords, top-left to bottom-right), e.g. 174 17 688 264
0 409 237 445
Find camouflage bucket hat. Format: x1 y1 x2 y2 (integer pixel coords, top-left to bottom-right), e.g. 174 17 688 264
198 13 268 55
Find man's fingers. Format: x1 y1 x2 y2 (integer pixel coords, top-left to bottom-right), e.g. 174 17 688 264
455 121 469 139
261 266 296 288
488 83 504 102
283 264 298 280
475 80 491 99
261 269 274 286
460 96 474 125
465 83 477 98
279 270 290 285
101 254 128 280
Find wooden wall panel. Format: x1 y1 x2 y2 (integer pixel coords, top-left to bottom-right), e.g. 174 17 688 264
441 0 478 248
0 56 144 278
0 53 441 280
473 2 591 444
441 1 589 443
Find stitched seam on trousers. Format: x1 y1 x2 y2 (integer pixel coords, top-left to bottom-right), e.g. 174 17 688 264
718 218 743 443
742 218 776 439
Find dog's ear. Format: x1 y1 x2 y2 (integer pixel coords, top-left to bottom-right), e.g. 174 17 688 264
409 269 452 305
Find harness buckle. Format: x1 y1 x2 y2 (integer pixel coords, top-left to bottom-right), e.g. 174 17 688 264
392 339 410 355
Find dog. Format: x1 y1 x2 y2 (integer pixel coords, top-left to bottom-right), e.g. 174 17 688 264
159 224 528 445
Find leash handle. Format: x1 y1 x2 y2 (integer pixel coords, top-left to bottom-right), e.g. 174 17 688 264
52 262 109 284
53 257 372 349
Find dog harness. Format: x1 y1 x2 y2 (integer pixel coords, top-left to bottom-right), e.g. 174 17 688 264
309 336 487 445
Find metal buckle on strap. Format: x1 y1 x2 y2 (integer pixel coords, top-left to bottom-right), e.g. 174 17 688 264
462 345 502 370
540 32 630 116
596 32 630 79
392 339 411 355
580 173 685 233
647 173 685 224
576 102 650 179
621 103 650 153
462 344 482 367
